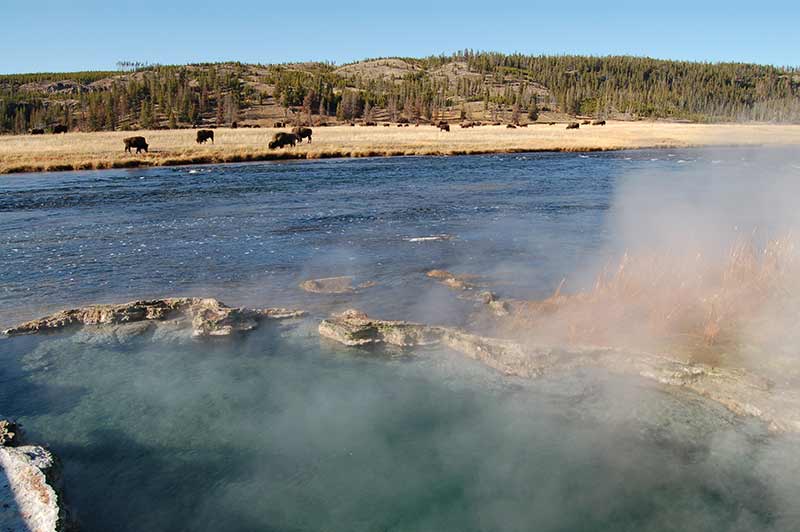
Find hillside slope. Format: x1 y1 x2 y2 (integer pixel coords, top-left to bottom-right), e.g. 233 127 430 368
2 51 799 133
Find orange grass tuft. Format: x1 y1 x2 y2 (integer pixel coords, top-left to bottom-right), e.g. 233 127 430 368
503 236 800 364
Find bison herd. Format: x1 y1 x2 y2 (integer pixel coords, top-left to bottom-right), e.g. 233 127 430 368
28 118 610 158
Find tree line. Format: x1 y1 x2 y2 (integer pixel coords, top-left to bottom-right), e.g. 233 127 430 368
1 52 798 133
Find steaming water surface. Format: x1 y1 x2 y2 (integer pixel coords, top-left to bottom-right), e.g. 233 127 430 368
2 149 800 531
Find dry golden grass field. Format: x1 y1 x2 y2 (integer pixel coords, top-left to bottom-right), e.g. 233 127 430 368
2 121 800 174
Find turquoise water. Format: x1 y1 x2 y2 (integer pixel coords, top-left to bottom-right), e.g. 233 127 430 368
2 322 798 531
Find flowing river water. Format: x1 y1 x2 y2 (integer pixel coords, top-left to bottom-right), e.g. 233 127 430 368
2 149 800 531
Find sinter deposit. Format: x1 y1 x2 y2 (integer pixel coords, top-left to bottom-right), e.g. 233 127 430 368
3 298 305 338
319 309 800 433
0 419 71 532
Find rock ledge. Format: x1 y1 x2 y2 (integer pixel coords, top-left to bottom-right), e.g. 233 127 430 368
3 297 305 338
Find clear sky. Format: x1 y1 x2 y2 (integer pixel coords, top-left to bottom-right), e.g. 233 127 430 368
2 0 797 73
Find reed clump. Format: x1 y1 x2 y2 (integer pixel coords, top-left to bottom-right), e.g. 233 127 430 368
504 236 800 366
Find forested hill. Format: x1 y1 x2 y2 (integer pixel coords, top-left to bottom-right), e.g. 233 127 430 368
2 51 799 133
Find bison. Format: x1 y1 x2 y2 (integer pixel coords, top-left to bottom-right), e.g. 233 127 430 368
273 121 285 128
196 129 214 144
292 126 313 143
592 120 606 126
30 128 45 135
123 136 149 153
436 121 450 132
269 132 299 149
566 122 580 130
582 120 591 125
363 121 377 126
506 124 517 129
52 124 68 134
548 122 556 126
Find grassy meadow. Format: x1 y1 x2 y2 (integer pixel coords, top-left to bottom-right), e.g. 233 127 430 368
2 122 800 174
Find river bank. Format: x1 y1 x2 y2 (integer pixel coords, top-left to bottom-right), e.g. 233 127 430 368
2 122 800 175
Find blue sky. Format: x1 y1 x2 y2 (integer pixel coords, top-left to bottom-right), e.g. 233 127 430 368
2 0 797 73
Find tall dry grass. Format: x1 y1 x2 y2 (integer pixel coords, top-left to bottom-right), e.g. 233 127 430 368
504 236 800 368
2 122 800 174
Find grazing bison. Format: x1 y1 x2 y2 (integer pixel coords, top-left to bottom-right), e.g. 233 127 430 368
231 121 238 129
437 121 450 132
363 121 377 126
196 129 214 144
123 136 149 153
519 123 528 128
269 132 299 149
292 126 313 143
548 122 556 126
30 128 45 135
592 120 606 126
506 124 517 129
273 121 285 128
52 124 68 134
566 122 580 130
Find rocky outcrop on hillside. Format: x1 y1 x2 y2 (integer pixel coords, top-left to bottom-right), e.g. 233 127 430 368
319 309 800 433
3 298 305 338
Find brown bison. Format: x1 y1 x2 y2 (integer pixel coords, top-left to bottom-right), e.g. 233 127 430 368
592 120 606 126
292 126 312 143
363 121 377 126
273 121 285 128
196 129 214 144
548 122 556 126
506 124 517 129
581 120 591 125
124 136 149 153
437 121 450 132
53 124 68 134
460 121 475 128
566 122 580 130
30 128 45 135
269 132 298 149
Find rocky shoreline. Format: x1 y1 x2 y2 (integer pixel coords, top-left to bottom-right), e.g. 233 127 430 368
319 309 800 434
2 298 305 338
1 419 73 532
